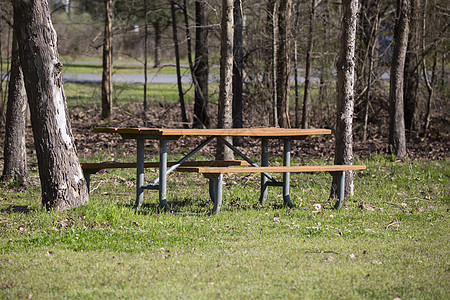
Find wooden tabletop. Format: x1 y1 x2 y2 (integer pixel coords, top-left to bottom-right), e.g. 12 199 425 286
93 127 332 137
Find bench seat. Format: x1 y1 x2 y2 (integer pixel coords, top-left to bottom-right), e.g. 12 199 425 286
81 160 250 171
81 160 250 191
176 165 366 173
176 164 366 214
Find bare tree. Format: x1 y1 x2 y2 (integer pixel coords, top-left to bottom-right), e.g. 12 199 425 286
1 20 29 185
332 0 359 197
13 0 88 211
143 0 149 115
216 0 234 160
233 0 244 145
403 0 420 136
421 0 436 136
276 0 292 128
301 0 316 129
389 0 410 158
271 0 278 127
170 1 189 128
101 0 113 120
361 1 381 142
148 1 171 68
170 0 189 128
193 0 210 128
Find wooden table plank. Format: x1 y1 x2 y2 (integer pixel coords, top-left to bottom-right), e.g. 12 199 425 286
93 127 332 137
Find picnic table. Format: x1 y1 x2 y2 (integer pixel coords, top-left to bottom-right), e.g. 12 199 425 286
89 127 365 214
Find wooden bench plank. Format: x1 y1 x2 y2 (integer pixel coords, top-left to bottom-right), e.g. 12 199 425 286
176 165 366 173
81 160 250 170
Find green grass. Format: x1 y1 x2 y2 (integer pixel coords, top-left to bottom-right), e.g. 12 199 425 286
64 82 217 109
0 155 449 299
62 61 180 75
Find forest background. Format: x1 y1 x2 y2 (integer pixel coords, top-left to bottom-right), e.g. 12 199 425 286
0 0 448 161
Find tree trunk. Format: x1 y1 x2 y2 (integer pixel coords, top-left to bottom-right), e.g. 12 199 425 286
294 40 300 128
271 0 278 127
170 0 189 128
403 0 420 136
101 0 113 120
332 0 359 198
184 0 204 128
14 0 88 211
362 37 376 142
153 21 162 68
143 0 148 116
183 0 195 85
276 0 292 128
1 23 29 185
422 48 437 136
318 0 331 123
362 3 380 142
389 0 410 158
232 0 244 145
301 0 316 129
216 0 234 160
193 0 210 128
421 0 436 136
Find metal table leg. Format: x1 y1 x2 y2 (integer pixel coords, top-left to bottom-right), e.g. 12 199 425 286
159 139 170 211
283 139 295 208
207 173 223 215
134 138 145 209
334 171 346 209
209 177 216 203
259 138 269 205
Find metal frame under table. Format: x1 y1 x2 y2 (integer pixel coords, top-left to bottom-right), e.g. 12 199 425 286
93 127 331 212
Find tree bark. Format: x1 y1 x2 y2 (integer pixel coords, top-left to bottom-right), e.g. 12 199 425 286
333 0 359 197
101 0 113 120
14 0 88 211
193 0 210 128
294 40 300 128
301 0 316 129
389 0 410 158
216 0 234 160
170 0 189 128
143 0 149 115
232 0 244 145
271 0 278 127
403 0 420 136
276 0 292 128
153 21 162 68
1 22 29 185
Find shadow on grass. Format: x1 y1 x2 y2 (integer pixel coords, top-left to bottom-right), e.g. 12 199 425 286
120 196 302 216
0 205 34 214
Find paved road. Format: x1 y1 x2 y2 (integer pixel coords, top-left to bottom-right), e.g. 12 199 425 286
60 60 391 84
62 72 324 84
62 72 200 84
46 59 392 84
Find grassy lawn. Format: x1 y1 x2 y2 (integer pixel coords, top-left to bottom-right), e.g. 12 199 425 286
63 82 221 110
62 61 180 75
0 155 448 299
64 82 198 109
